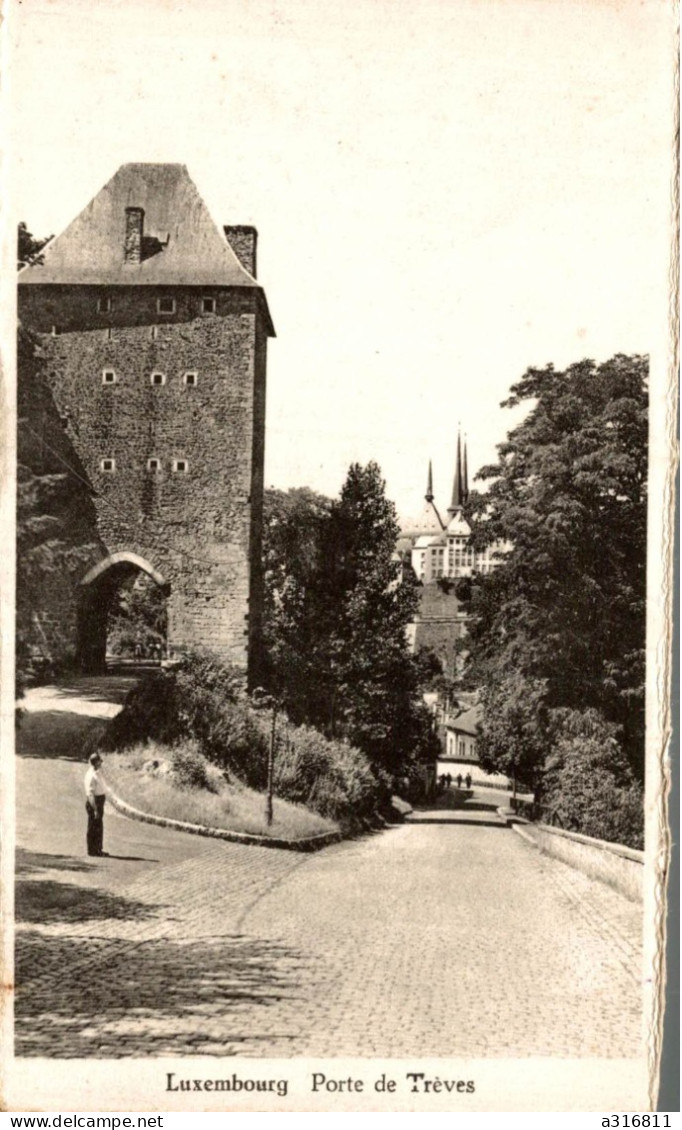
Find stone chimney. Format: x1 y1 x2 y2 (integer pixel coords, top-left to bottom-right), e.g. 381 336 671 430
224 225 257 277
124 207 145 263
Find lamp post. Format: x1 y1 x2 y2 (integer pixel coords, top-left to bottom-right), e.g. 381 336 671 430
252 687 280 828
266 698 278 827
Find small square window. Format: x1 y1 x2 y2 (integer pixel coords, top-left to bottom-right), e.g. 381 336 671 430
172 459 189 473
150 372 166 386
102 369 117 384
98 297 112 313
147 458 161 472
202 297 216 314
183 371 198 386
100 458 116 472
157 297 176 314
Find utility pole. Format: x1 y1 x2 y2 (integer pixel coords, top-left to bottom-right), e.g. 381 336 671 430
252 686 279 828
267 700 277 827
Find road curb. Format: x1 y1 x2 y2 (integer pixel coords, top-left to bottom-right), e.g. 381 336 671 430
496 806 531 829
107 788 344 852
509 821 541 848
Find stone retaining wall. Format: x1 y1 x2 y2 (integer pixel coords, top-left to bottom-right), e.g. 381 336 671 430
511 821 643 902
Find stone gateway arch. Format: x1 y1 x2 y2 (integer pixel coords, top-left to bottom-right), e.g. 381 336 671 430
18 163 274 683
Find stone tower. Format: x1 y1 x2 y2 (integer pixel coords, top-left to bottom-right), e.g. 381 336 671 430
18 163 275 683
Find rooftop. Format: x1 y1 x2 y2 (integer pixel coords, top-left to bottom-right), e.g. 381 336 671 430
18 164 272 320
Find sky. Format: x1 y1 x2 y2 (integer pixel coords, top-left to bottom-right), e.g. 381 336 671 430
6 0 675 519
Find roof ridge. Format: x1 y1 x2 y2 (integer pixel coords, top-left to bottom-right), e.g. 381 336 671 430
18 163 265 296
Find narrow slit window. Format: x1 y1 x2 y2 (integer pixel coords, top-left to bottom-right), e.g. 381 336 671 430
147 458 161 472
202 297 216 314
157 297 176 315
100 458 116 473
173 459 189 473
150 372 166 386
183 371 198 386
102 369 117 384
98 297 112 313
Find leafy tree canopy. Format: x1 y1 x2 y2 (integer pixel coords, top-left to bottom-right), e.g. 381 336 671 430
462 354 647 788
18 222 52 269
262 464 438 776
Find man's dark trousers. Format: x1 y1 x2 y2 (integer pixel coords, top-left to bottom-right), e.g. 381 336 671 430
86 796 105 856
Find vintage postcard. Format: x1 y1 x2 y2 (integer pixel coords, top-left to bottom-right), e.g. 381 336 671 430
1 0 678 1115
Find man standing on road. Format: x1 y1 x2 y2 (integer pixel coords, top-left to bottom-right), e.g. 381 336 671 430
84 753 107 857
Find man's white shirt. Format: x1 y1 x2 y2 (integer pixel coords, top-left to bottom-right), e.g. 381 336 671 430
84 766 106 803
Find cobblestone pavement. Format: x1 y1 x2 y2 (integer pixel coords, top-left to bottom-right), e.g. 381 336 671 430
14 680 644 1059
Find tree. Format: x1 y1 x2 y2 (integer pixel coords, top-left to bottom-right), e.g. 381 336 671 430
106 571 168 656
261 486 334 723
262 465 438 777
476 673 550 794
18 222 52 269
462 354 648 795
540 708 644 848
325 462 428 770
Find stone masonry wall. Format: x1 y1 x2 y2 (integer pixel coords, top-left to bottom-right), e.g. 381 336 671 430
18 285 269 673
17 329 105 670
412 582 466 678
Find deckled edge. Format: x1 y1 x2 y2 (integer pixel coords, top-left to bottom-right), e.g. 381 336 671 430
649 21 680 1110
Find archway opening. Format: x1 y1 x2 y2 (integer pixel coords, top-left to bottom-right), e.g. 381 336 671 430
77 554 169 673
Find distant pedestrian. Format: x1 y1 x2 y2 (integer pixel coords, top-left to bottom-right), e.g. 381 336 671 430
84 753 107 857
456 773 463 789
445 773 452 789
465 773 472 789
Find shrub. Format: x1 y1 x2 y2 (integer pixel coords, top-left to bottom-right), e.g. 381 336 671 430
96 648 382 830
272 722 383 825
100 670 178 749
171 742 214 791
100 651 246 752
541 709 644 850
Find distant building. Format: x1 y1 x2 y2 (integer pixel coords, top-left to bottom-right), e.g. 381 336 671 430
437 699 510 789
443 702 480 762
406 432 507 583
400 430 509 678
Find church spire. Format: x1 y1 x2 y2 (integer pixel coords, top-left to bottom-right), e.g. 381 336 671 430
463 437 469 503
448 427 464 513
425 460 434 502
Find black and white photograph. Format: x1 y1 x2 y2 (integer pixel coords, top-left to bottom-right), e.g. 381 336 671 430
2 0 677 1114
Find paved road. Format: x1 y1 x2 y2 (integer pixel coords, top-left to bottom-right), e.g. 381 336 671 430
14 680 643 1059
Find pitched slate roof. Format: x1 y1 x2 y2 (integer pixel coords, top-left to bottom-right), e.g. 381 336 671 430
413 533 446 549
19 164 272 319
444 703 481 736
400 500 446 542
446 510 472 537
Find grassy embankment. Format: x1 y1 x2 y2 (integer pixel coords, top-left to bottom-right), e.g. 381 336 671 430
104 741 336 839
93 653 384 840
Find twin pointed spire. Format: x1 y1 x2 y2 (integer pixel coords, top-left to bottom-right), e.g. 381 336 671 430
425 460 434 503
420 429 469 526
447 426 469 514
